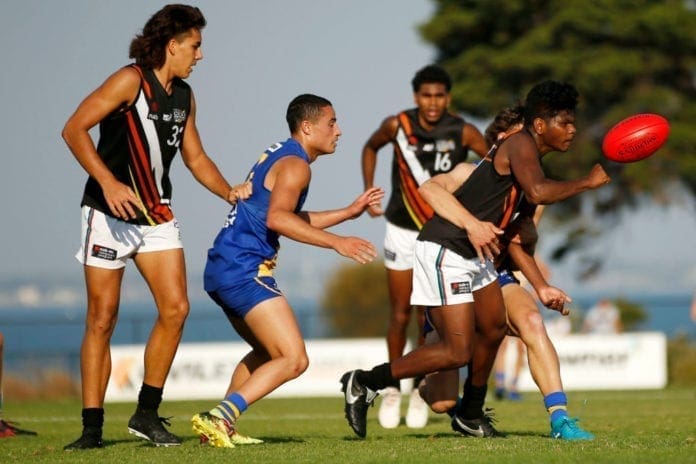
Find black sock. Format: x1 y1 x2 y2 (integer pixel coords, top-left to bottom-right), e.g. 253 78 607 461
461 382 488 419
82 408 104 430
357 363 396 391
137 383 163 412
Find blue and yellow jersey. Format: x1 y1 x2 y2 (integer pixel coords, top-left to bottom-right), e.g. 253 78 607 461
204 138 310 291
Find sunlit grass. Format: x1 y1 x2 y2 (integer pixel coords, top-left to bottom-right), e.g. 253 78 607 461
1 389 694 463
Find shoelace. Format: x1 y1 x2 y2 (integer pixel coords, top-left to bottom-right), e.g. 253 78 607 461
159 416 174 427
564 417 582 430
482 407 498 425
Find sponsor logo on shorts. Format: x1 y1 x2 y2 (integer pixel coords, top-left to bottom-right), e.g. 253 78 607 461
450 281 471 295
384 248 396 261
92 244 117 261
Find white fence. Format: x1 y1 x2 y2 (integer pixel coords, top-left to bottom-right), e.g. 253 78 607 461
105 332 666 402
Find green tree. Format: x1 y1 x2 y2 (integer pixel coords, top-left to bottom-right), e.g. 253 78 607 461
614 297 648 331
320 260 390 336
420 0 696 276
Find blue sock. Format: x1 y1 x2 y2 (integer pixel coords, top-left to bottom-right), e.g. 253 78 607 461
494 372 505 390
544 391 568 423
212 392 248 423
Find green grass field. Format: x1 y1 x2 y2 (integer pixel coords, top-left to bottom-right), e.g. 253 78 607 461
1 389 694 464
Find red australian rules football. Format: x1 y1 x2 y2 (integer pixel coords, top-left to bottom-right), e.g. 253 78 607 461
601 113 670 163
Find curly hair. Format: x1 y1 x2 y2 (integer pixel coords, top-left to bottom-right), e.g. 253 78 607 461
523 80 578 125
484 105 525 148
129 4 206 69
411 64 452 93
286 94 333 134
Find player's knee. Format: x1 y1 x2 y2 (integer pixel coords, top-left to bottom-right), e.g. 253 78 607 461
285 352 309 380
159 298 190 327
86 304 119 336
488 322 508 345
86 315 118 337
442 345 472 368
519 311 545 337
429 399 456 414
389 308 411 329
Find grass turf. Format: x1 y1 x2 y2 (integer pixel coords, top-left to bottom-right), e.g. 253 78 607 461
1 388 694 463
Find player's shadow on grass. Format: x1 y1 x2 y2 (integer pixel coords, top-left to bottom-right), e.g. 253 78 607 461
178 435 305 445
495 430 546 438
404 431 543 439
102 437 151 447
253 436 305 444
341 436 367 442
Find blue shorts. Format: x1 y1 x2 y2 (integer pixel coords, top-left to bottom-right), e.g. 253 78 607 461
423 308 435 336
207 276 283 319
497 269 520 288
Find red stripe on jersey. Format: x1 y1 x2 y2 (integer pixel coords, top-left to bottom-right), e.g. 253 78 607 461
498 185 520 230
395 112 434 228
125 111 173 224
130 65 153 100
394 149 434 228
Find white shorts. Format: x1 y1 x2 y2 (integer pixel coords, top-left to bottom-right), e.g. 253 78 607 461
75 206 183 269
383 222 419 271
411 240 498 306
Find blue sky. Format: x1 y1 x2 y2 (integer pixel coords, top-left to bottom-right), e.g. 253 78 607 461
1 1 693 307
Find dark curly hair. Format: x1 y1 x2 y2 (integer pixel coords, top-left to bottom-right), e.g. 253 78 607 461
129 4 206 69
523 80 578 126
286 94 333 134
484 105 525 148
411 64 452 93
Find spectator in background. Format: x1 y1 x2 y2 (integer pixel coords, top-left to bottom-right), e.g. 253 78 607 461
582 299 622 334
690 292 696 323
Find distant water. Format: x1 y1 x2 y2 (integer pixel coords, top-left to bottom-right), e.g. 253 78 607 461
0 291 693 373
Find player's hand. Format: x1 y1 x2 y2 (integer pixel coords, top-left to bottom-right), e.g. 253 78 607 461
228 181 252 204
537 285 572 315
334 236 378 264
348 187 385 219
466 220 504 263
102 178 142 220
587 164 611 189
367 203 384 217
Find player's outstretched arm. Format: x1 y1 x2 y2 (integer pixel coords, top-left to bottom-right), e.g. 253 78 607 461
305 187 385 230
507 241 571 315
266 157 377 264
509 141 611 205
